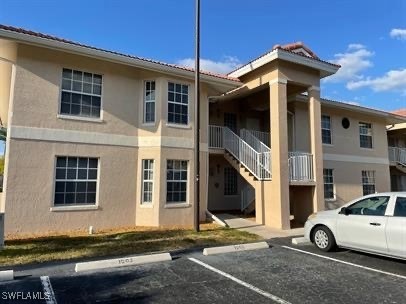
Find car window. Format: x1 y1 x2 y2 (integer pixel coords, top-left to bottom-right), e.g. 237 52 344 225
394 197 406 217
346 196 390 216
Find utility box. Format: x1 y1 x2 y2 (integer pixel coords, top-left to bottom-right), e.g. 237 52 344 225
0 213 4 248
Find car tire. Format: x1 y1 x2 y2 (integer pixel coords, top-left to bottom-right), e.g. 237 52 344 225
312 226 336 252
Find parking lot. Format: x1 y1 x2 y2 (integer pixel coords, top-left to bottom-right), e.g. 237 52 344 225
1 237 405 303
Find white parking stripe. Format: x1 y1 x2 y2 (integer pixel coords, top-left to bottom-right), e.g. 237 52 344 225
40 276 57 304
189 257 291 304
282 246 406 280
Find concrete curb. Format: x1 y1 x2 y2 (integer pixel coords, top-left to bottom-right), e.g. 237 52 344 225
0 270 13 282
203 241 269 256
75 252 172 272
292 237 311 245
205 210 228 227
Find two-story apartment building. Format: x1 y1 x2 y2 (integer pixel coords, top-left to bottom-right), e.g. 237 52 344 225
0 25 405 237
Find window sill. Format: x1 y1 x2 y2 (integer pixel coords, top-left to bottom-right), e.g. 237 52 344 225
166 123 192 130
50 205 99 212
360 147 374 150
57 114 104 124
325 198 337 202
164 203 191 209
141 122 156 127
140 204 153 208
322 143 334 147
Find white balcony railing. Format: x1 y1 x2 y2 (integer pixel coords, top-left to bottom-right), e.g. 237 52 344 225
240 129 270 152
388 146 406 166
250 130 270 147
288 152 314 182
209 125 224 149
224 127 272 180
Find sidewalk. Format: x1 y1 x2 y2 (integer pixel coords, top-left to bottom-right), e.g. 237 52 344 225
215 214 304 240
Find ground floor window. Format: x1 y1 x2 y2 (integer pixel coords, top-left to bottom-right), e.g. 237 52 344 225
362 170 376 195
54 156 98 205
224 167 238 195
142 159 154 204
323 168 335 200
166 160 187 203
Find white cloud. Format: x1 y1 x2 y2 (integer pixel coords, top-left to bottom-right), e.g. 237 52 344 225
390 28 406 40
347 68 406 94
324 44 374 83
175 56 242 74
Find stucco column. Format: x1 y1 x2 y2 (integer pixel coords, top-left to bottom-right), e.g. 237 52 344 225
308 86 325 212
265 78 290 229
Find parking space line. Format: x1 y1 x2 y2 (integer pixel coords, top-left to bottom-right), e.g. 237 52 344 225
188 257 291 304
282 246 406 280
40 276 57 304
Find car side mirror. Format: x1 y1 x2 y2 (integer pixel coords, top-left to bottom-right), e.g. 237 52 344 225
340 207 349 215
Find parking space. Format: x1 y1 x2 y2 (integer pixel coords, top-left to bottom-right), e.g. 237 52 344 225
1 240 405 303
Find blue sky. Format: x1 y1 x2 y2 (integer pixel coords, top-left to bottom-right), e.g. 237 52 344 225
0 0 405 112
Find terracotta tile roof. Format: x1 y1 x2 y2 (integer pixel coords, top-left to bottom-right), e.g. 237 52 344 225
391 109 406 117
228 41 340 76
0 24 241 83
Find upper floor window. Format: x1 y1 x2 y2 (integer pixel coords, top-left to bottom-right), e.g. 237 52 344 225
168 82 188 125
359 122 373 148
54 156 98 206
362 170 376 195
321 115 332 145
61 68 102 118
144 81 156 123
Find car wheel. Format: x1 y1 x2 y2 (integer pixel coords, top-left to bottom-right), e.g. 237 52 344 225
312 226 336 252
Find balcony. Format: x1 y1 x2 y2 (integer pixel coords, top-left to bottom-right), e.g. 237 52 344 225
209 125 314 182
388 146 406 166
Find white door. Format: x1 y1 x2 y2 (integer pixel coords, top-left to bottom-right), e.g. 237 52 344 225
336 196 390 253
386 196 406 258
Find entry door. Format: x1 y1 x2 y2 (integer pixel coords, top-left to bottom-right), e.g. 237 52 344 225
386 196 406 258
224 113 237 133
336 196 389 253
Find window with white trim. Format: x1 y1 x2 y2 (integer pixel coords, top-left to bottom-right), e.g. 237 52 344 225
54 157 98 205
224 167 238 195
168 82 188 125
61 68 102 118
359 122 373 148
321 115 332 144
323 168 334 200
362 170 376 195
166 160 187 203
144 81 155 123
141 159 154 204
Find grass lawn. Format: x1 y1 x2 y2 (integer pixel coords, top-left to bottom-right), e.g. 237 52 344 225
0 223 261 267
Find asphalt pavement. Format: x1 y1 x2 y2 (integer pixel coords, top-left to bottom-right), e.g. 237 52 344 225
1 237 405 303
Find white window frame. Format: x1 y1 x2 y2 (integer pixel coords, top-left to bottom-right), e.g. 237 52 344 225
166 160 188 204
323 168 335 200
167 82 189 126
321 115 332 145
54 156 99 206
359 122 373 149
143 80 156 124
141 159 154 204
362 170 376 195
59 68 103 119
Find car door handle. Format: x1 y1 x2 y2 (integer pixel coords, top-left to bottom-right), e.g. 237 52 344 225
369 222 381 226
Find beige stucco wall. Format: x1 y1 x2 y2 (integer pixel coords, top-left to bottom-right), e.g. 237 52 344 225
0 39 17 126
2 42 215 236
4 139 138 237
324 160 390 210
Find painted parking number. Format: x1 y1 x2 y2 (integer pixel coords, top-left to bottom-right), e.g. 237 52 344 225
118 258 134 265
234 244 245 251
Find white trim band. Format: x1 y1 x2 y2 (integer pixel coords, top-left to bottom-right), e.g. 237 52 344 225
323 153 389 165
9 126 196 149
